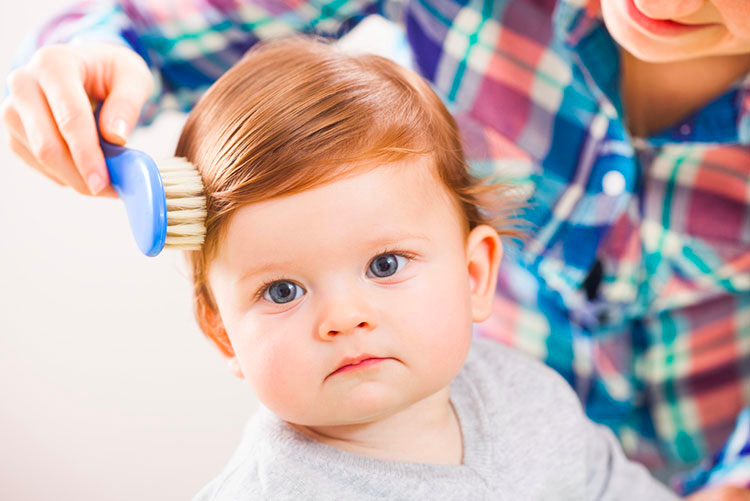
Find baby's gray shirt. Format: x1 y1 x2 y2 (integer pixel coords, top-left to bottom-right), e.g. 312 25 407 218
194 337 679 500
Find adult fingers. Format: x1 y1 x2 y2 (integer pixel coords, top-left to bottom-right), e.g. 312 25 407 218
96 47 153 146
32 46 109 195
6 69 91 195
5 114 117 197
2 97 62 185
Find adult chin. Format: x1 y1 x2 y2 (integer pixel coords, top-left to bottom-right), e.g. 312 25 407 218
599 0 728 62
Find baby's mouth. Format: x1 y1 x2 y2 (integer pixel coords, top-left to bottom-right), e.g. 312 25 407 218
328 355 394 378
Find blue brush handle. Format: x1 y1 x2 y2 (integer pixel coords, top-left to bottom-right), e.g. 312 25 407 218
95 109 167 256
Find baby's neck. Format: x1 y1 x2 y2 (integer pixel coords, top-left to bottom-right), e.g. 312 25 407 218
290 386 463 465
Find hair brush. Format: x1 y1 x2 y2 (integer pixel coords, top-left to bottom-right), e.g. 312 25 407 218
96 109 206 256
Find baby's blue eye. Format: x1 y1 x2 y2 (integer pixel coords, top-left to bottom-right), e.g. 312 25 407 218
262 281 305 304
367 254 407 278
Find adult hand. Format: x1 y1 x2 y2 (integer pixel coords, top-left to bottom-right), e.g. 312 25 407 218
687 485 750 500
1 42 153 196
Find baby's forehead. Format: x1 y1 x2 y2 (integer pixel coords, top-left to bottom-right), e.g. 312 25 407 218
240 154 459 221
212 157 468 265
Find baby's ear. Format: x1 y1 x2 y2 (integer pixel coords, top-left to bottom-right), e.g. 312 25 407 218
226 357 245 379
195 291 239 355
465 225 503 322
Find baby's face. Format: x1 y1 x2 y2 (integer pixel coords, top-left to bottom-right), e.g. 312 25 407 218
600 0 750 61
208 158 490 427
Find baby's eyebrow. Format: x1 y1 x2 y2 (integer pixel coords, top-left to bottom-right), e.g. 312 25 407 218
235 261 295 285
364 233 431 249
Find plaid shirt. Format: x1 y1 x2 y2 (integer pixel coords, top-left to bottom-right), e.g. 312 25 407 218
674 408 750 495
25 0 750 474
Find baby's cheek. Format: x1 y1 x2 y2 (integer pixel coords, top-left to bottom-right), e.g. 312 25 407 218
246 335 315 422
407 268 473 366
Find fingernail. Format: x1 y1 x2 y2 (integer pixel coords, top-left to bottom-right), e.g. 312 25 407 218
88 172 106 195
111 119 128 143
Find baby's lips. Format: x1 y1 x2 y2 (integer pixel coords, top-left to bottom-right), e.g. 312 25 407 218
328 355 393 378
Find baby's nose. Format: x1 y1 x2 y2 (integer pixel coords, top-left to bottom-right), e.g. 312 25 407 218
320 321 373 339
316 289 377 340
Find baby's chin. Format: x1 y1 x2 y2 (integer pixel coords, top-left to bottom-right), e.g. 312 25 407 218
284 395 429 430
281 383 454 432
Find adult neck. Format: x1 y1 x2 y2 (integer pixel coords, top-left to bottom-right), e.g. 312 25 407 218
620 50 750 137
290 386 463 465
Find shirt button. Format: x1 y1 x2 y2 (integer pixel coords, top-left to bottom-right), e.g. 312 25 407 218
679 123 691 135
602 170 626 196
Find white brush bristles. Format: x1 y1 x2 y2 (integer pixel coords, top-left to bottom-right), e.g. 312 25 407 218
159 157 206 250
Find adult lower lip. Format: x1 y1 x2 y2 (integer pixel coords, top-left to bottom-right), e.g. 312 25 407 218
624 0 714 37
331 358 389 376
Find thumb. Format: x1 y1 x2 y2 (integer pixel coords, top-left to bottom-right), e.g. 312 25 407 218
98 50 153 145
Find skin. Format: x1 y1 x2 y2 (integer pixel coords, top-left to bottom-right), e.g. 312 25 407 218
206 157 502 464
3 3 748 495
600 0 750 62
200 157 750 496
1 43 152 195
600 0 750 135
689 487 750 501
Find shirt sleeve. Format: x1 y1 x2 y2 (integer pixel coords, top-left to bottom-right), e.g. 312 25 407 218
13 0 397 124
586 419 681 500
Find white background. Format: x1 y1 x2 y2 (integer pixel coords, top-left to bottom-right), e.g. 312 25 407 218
0 3 405 500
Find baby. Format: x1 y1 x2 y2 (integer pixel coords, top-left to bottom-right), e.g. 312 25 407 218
177 37 677 500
